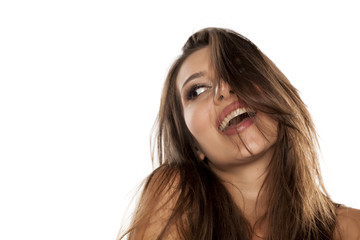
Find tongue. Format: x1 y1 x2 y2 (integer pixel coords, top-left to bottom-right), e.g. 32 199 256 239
228 112 250 126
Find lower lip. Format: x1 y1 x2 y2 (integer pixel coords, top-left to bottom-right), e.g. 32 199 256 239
220 116 255 136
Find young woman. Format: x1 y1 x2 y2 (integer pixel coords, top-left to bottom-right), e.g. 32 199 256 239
120 28 360 239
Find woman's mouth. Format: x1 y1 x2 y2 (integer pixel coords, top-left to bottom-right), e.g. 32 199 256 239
217 101 256 135
218 108 256 132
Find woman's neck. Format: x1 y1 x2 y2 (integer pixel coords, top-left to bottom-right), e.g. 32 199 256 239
208 146 274 228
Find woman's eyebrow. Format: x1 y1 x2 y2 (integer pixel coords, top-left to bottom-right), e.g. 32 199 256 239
181 71 205 91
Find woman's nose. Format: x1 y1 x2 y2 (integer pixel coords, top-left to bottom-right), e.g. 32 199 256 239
213 81 234 105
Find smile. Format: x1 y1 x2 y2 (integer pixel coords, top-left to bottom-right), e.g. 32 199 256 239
218 108 256 132
217 101 256 134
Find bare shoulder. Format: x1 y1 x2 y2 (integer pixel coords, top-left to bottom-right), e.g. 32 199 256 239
144 164 181 196
336 206 360 240
130 165 183 239
142 164 182 214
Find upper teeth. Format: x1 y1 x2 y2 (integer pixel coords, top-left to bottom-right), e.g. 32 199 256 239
218 108 249 132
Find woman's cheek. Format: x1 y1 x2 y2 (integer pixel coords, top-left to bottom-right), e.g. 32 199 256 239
184 104 211 141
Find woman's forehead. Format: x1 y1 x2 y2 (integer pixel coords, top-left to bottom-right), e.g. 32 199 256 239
176 47 212 91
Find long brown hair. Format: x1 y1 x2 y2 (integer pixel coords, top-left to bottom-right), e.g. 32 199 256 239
119 28 339 239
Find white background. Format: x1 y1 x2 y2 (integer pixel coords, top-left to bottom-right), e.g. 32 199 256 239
1 1 359 239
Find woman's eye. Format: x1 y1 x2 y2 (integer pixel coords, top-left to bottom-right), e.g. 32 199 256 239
187 85 210 100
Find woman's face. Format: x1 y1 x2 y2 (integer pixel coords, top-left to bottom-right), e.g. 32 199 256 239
176 47 278 170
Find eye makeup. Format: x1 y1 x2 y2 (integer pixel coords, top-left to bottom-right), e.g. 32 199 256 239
186 84 212 100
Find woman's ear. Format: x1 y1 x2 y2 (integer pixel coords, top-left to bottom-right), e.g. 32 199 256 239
195 147 205 161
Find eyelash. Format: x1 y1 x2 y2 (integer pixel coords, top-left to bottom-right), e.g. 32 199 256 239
186 84 211 100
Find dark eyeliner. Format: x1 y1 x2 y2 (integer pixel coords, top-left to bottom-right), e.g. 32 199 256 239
186 84 208 100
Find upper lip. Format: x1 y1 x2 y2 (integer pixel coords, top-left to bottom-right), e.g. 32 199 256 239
216 101 248 130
